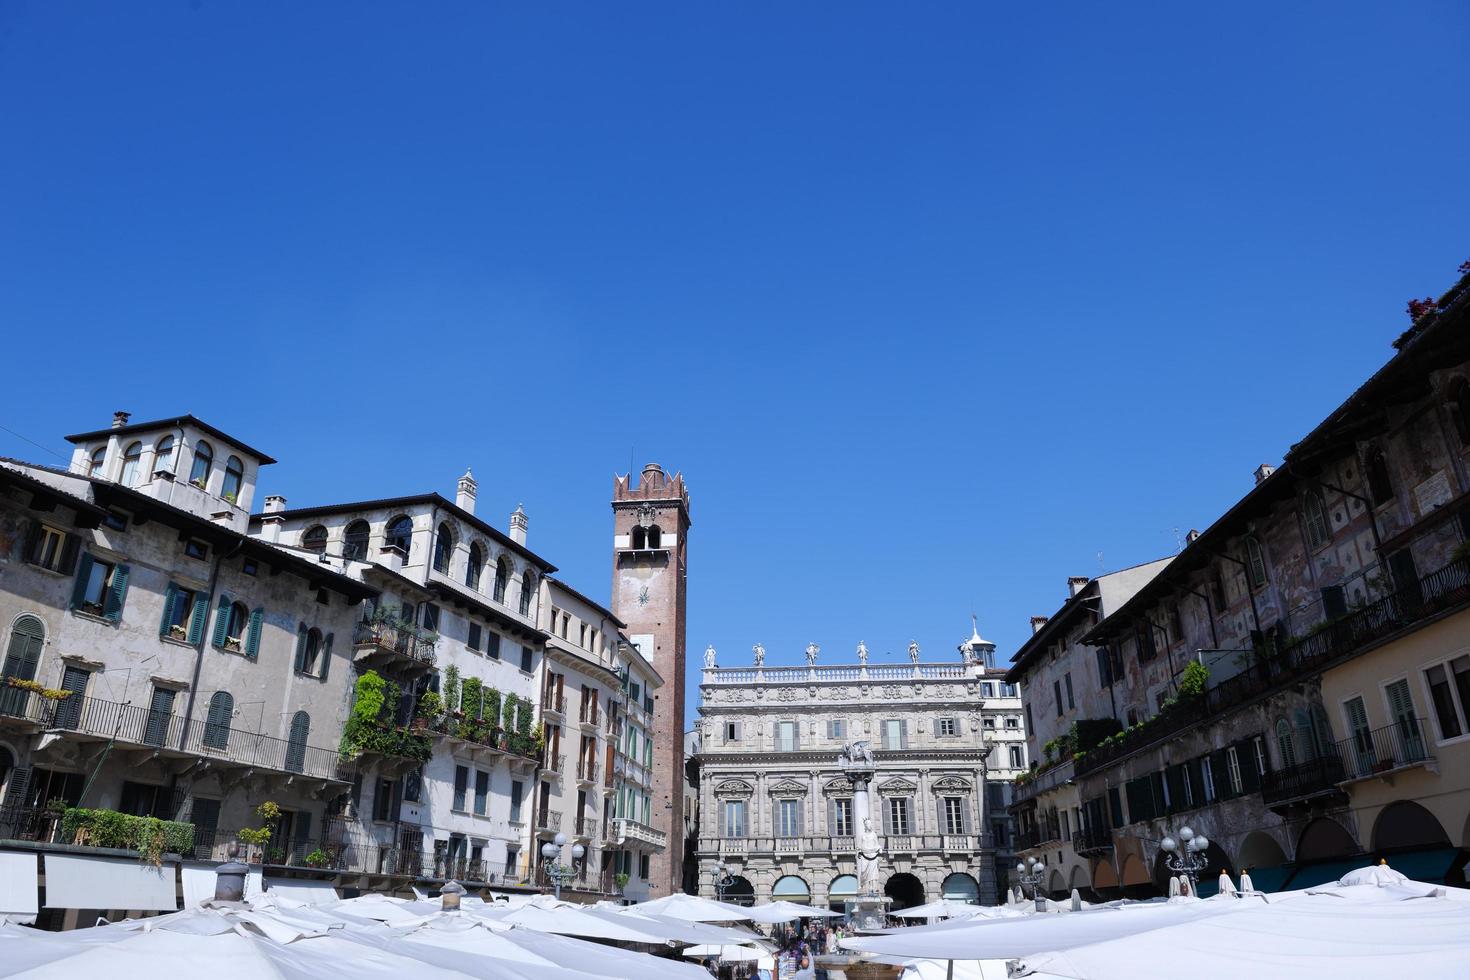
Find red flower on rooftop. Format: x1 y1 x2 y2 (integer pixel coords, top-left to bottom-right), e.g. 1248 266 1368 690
1407 297 1438 321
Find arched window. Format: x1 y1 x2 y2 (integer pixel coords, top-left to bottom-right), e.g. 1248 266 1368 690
87 446 106 478
493 558 510 603
1245 536 1267 588
302 525 328 554
1303 492 1330 548
433 523 454 573
1276 718 1298 770
301 627 323 674
226 601 249 644
1450 378 1470 445
342 520 370 561
120 442 143 487
189 440 213 488
153 436 175 476
646 525 662 549
1366 449 1394 505
221 456 244 503
518 572 536 616
0 615 46 716
285 711 309 773
385 515 412 554
204 691 234 749
630 526 646 550
466 543 484 590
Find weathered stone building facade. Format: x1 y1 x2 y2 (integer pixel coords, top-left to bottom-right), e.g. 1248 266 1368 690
693 627 1025 910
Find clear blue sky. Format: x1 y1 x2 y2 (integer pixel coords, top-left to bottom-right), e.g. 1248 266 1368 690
2 3 1466 726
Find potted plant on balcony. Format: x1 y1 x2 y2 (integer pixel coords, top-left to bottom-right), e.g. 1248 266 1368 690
304 848 331 869
237 801 280 864
614 872 630 895
415 691 444 731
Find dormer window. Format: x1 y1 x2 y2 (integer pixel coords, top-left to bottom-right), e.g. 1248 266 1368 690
343 520 370 561
154 436 175 476
120 442 143 487
385 515 412 554
302 525 328 554
190 440 213 489
222 456 244 504
88 446 106 478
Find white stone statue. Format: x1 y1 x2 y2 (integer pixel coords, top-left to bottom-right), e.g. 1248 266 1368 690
843 739 875 767
703 645 717 669
856 640 868 666
805 642 820 666
752 642 765 668
856 815 882 895
908 640 921 663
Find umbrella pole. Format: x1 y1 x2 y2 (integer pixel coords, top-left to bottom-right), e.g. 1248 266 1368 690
946 961 954 980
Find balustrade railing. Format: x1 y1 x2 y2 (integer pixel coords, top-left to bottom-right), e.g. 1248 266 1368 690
353 620 436 666
1336 719 1434 782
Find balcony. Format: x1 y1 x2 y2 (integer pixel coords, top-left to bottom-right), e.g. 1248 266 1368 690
940 834 978 853
8 693 351 784
540 753 566 779
542 693 566 718
579 703 599 728
1074 825 1113 855
577 759 598 785
1336 719 1436 784
613 817 668 851
1012 759 1075 807
536 810 561 833
886 835 915 852
574 815 595 838
352 620 436 673
1261 754 1349 808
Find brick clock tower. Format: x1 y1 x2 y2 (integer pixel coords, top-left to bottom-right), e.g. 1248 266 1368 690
611 463 690 896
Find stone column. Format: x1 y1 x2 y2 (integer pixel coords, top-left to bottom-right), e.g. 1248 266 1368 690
975 762 998 905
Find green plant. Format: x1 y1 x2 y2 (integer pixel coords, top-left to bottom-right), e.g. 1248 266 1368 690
1177 660 1209 700
417 690 444 721
614 872 630 891
443 665 460 713
462 676 483 720
304 848 331 868
223 489 239 505
60 808 194 866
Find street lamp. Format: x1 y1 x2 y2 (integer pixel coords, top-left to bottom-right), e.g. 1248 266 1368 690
712 860 735 902
1014 855 1048 912
540 832 585 901
1158 825 1210 895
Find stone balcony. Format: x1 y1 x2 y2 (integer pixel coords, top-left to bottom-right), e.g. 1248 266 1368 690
613 817 668 851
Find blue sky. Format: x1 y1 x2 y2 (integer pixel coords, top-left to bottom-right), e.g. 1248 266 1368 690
1 3 1466 725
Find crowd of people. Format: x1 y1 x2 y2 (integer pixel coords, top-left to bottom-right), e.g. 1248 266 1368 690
706 918 848 980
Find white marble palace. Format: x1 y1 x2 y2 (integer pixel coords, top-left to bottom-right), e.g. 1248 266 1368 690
691 623 1027 910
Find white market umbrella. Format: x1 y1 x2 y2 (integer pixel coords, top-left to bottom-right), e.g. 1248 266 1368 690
891 900 1018 921
626 893 758 922
613 910 765 945
760 900 844 919
682 944 762 962
477 903 682 944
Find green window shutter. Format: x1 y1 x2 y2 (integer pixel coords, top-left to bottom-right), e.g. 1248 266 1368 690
69 554 95 610
22 521 40 564
103 564 130 622
293 623 308 673
211 594 232 649
244 608 264 660
159 582 178 635
319 633 334 680
187 592 210 646
59 534 81 575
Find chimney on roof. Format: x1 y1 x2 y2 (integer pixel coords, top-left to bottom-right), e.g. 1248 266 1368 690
509 504 528 546
1186 528 1202 545
456 468 477 514
260 495 286 544
1067 576 1089 597
1030 616 1049 634
1254 463 1276 485
640 462 665 489
263 495 286 514
112 411 130 429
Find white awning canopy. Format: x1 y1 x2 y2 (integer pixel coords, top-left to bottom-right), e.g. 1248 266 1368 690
44 854 178 911
263 879 339 905
181 863 261 908
0 852 38 922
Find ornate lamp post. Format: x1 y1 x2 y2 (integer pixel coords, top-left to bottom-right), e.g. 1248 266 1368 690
1014 855 1048 912
712 860 735 903
1158 826 1210 895
540 832 585 901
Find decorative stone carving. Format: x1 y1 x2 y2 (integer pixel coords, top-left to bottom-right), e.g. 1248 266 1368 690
824 776 855 794
715 779 754 797
769 779 808 797
877 777 917 794
931 775 972 792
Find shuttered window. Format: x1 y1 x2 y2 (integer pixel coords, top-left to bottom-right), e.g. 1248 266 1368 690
285 711 309 773
0 616 45 717
203 692 233 749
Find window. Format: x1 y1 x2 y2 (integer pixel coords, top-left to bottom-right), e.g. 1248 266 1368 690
1321 585 1348 621
1245 536 1268 588
75 558 117 617
1276 718 1298 769
453 765 469 811
942 797 965 834
1136 623 1158 663
639 854 650 878
725 721 741 742
509 781 524 822
1226 745 1243 795
343 520 370 561
1366 449 1394 505
119 781 169 819
1385 678 1425 758
881 719 905 750
716 797 748 837
1053 680 1064 716
1451 378 1470 445
385 515 412 554
189 440 213 488
466 543 483 590
1303 492 1330 548
983 717 995 729
776 798 801 837
1005 715 1018 729
980 682 994 697
1001 682 1017 697
302 525 328 554
373 778 397 822
242 558 258 576
144 687 175 746
493 559 510 602
776 720 798 752
1211 572 1228 611
222 456 244 503
282 711 308 773
887 796 910 835
0 616 46 715
88 446 106 477
474 770 489 816
29 523 74 572
1167 605 1183 643
468 623 482 651
1024 704 1033 733
519 644 532 672
1065 673 1075 710
1424 657 1470 740
295 625 329 677
937 718 958 737
486 631 501 660
203 691 233 749
222 601 249 649
433 523 454 573
184 539 209 560
422 603 440 632
831 797 853 836
1009 746 1023 768
120 442 143 487
153 436 174 475
519 572 535 616
828 719 846 739
103 509 127 532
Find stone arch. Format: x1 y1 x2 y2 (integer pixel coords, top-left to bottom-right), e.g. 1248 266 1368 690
1068 864 1089 892
941 872 979 904
1295 817 1359 862
1371 801 1451 852
1119 853 1150 887
772 874 811 904
1237 830 1288 872
724 875 754 906
1046 868 1064 896
1092 857 1120 893
884 872 925 911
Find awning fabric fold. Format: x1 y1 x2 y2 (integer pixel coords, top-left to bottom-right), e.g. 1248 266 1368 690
44 854 178 911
